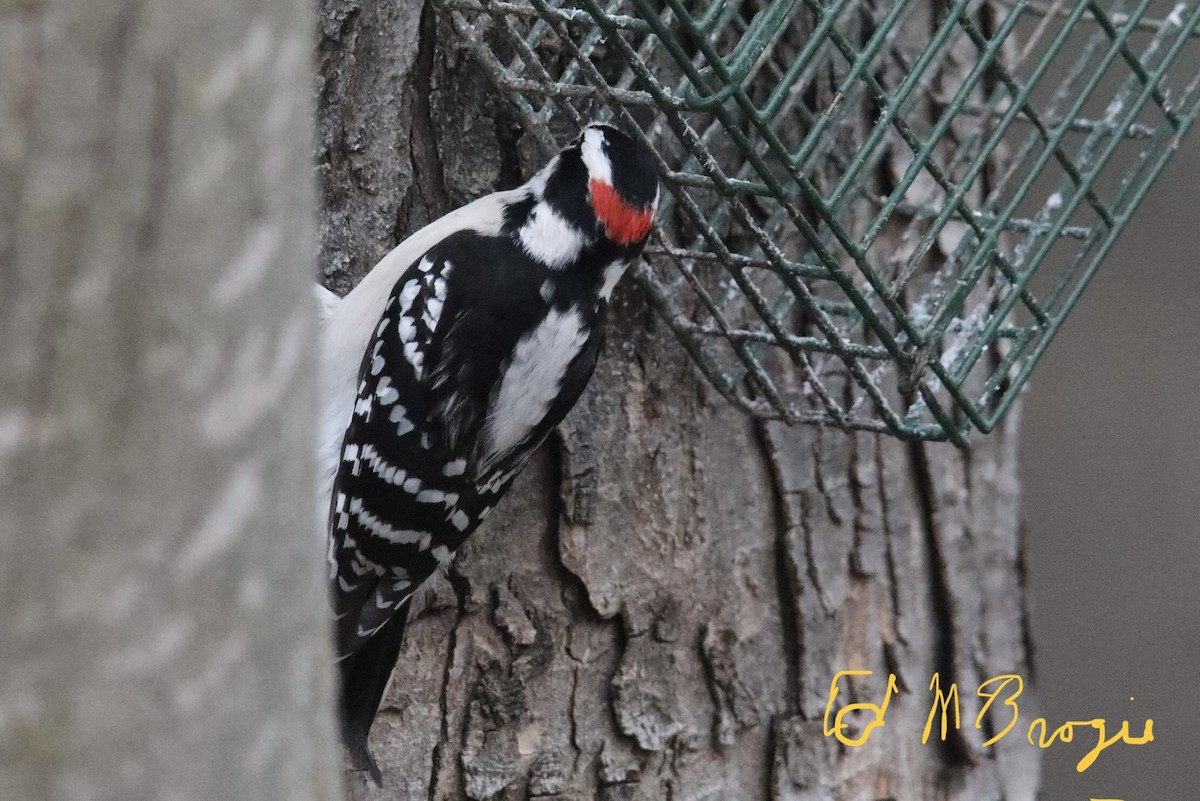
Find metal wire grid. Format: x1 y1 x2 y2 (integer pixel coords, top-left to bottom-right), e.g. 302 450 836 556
434 0 1200 444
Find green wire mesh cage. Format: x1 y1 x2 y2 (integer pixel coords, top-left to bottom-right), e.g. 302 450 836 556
434 0 1200 444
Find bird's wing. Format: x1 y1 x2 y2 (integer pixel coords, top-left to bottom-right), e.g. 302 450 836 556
327 251 476 659
317 187 524 524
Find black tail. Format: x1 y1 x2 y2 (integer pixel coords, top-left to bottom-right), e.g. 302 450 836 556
339 599 411 785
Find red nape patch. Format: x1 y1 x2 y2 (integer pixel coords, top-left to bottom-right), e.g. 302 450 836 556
590 179 654 245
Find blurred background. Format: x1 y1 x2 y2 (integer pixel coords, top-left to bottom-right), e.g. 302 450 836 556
1024 126 1200 798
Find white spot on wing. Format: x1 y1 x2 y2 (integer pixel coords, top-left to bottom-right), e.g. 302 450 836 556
399 278 420 315
357 622 385 639
398 317 416 344
360 444 406 485
375 376 399 405
351 504 426 544
426 296 443 326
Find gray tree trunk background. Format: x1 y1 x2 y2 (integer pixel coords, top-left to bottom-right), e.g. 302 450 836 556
317 2 1039 800
0 1 343 799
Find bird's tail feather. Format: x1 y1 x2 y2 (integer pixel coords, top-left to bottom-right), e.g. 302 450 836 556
339 600 411 786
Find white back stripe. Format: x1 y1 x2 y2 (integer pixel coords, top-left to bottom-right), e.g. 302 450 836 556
486 307 588 462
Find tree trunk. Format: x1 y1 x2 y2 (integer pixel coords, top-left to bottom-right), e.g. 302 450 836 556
316 3 1038 799
0 1 343 799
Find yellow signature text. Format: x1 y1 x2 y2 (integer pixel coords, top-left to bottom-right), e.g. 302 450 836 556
821 670 1153 773
821 669 899 746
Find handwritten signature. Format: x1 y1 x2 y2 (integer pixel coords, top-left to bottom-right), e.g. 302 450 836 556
822 669 1153 776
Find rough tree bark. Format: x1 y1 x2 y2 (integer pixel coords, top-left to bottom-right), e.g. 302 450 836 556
0 1 343 799
316 3 1038 799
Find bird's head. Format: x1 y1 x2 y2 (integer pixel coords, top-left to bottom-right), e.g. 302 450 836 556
577 124 659 246
529 124 660 252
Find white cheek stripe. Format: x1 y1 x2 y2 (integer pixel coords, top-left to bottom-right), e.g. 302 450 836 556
518 202 588 270
486 308 589 462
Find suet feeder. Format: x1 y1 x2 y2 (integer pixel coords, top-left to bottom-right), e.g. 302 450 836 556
436 0 1200 444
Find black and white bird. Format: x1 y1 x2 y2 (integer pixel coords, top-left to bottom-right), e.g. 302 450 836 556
316 124 659 781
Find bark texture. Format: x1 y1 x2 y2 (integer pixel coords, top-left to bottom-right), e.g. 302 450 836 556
0 1 343 799
315 3 1038 799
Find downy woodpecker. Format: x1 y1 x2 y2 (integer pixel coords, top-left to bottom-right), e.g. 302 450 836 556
318 124 659 781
